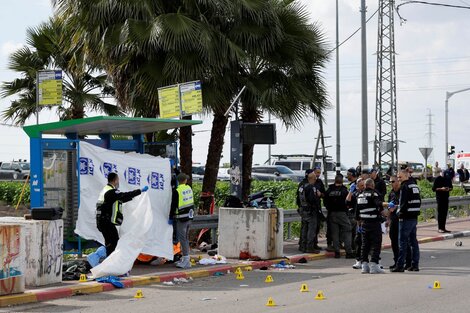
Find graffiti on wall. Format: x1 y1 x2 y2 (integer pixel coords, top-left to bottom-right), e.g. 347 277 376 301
38 222 63 278
0 225 23 295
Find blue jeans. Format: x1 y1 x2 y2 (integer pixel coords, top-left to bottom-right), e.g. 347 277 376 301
397 219 420 268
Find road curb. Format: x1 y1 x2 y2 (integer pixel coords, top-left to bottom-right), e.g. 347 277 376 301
1 230 470 308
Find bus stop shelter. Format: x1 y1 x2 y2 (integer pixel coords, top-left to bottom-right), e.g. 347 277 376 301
22 116 202 251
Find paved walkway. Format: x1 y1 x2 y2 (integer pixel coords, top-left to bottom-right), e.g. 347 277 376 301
2 217 470 308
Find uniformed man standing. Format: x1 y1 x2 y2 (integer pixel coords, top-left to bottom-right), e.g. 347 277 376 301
324 174 354 259
387 176 411 269
356 178 389 274
169 173 195 268
391 170 421 272
96 172 148 257
296 169 321 253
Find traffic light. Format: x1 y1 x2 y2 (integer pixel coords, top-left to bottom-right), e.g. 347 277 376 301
448 145 455 155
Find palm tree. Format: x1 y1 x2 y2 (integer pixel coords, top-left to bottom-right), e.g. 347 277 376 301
1 17 119 125
52 0 249 182
201 1 330 201
53 0 329 205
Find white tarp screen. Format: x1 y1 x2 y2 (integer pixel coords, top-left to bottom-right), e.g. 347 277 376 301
75 141 173 277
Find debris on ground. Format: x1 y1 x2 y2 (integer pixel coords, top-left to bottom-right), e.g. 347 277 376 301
199 255 227 265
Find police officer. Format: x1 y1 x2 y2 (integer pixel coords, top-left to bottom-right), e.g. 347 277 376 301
313 167 326 251
391 169 421 272
387 175 411 269
370 168 386 201
324 174 354 258
432 168 453 233
296 169 321 253
356 178 389 274
96 172 148 257
346 177 364 269
169 173 195 268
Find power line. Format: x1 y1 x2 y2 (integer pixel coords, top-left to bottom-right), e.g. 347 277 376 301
326 8 380 56
397 1 470 23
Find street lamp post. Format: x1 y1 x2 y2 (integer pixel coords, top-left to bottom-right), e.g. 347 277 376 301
445 87 470 166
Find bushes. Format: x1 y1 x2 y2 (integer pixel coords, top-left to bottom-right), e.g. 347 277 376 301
0 181 30 206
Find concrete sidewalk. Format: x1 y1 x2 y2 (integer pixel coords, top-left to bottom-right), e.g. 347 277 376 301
2 217 470 308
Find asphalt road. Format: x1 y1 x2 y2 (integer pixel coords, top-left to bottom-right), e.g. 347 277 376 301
4 238 470 313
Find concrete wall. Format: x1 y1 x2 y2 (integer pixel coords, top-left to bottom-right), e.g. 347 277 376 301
0 217 63 287
218 208 283 260
0 224 25 296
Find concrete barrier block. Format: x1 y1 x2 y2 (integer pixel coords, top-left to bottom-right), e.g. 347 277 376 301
0 217 63 287
218 207 284 260
0 224 25 296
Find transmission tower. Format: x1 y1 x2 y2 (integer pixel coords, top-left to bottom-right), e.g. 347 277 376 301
374 0 398 173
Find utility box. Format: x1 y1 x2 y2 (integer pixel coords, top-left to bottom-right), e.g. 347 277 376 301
218 207 283 260
0 217 63 287
0 223 25 296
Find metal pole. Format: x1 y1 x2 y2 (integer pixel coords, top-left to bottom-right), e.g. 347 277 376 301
268 112 272 165
445 94 449 168
335 0 341 172
445 87 470 168
36 71 39 125
360 0 369 169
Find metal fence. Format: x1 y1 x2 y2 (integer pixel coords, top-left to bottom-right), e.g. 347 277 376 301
191 195 470 240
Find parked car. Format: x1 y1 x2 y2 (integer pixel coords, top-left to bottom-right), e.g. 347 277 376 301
251 165 303 182
217 168 230 181
192 166 205 182
0 161 30 180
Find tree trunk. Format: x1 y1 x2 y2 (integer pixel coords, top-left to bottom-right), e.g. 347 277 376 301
201 112 229 213
179 115 193 185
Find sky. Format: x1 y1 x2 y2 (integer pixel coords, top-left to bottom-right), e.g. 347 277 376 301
0 0 469 169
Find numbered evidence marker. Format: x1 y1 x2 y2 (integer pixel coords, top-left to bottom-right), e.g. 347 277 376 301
265 275 274 283
314 290 326 300
265 297 276 307
300 283 309 292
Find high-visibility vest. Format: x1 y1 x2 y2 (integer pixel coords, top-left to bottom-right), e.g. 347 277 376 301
176 184 194 220
96 184 123 225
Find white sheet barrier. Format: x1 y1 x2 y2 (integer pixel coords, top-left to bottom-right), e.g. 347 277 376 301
75 142 173 277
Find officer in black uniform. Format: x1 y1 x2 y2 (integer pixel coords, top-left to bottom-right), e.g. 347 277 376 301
387 175 411 269
432 168 453 233
370 168 387 201
391 169 421 272
356 178 388 274
313 167 326 251
346 177 364 269
324 174 354 258
96 172 148 256
296 169 321 253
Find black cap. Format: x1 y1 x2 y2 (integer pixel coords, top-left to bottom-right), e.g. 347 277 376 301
305 169 314 177
347 168 357 177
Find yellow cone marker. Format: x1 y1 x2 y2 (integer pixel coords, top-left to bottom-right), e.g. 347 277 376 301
265 297 276 307
198 255 202 261
300 283 309 292
236 272 245 280
265 275 274 283
235 267 242 275
79 274 87 282
433 281 441 289
191 259 197 266
314 290 326 300
134 289 144 299
245 266 253 271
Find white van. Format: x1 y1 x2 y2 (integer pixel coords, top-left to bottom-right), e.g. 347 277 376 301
271 155 339 184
